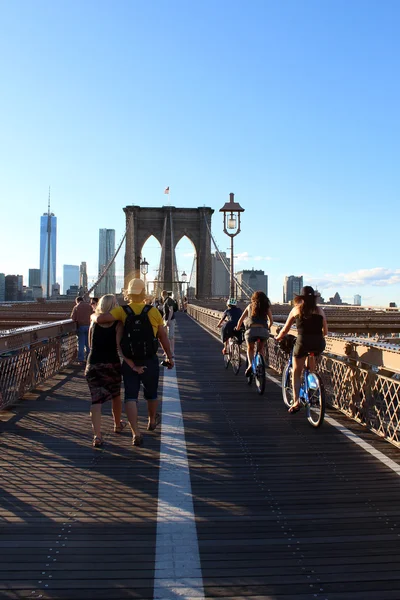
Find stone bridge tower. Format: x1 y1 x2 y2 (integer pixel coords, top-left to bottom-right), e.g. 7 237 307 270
124 205 214 298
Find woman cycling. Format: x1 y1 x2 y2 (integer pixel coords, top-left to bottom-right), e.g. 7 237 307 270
236 291 273 377
276 286 328 413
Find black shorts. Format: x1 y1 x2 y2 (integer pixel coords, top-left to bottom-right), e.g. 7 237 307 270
221 321 238 342
293 335 325 359
122 355 160 401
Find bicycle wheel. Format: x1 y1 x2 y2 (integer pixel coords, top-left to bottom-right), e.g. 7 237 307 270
306 373 325 428
254 353 266 395
231 340 241 375
282 363 294 408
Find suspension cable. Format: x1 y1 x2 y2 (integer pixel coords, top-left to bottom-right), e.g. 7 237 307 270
203 216 254 300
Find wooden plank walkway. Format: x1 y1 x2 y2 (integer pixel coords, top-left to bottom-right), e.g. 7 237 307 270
1 312 400 599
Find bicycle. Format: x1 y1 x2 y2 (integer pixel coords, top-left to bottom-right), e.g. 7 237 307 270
245 338 266 395
281 348 325 428
223 333 242 375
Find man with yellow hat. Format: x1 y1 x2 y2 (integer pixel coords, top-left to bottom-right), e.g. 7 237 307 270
92 278 174 446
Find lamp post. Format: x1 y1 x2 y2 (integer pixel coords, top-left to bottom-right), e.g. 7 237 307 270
140 257 149 294
219 193 245 299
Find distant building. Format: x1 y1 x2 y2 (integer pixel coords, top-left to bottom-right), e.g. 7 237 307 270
389 302 397 308
236 269 268 300
0 273 5 301
97 229 116 295
17 275 23 300
67 284 79 297
283 275 303 303
51 283 60 298
354 294 362 306
80 262 88 292
5 275 18 301
211 252 230 297
29 269 41 288
32 285 43 300
63 265 79 295
40 198 57 298
328 292 343 305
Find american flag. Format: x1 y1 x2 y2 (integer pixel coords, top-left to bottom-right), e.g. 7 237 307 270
164 186 169 194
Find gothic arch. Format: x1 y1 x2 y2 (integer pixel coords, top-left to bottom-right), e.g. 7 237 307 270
124 205 214 298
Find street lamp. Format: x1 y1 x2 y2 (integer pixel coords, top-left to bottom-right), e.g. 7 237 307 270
219 192 245 298
140 257 149 293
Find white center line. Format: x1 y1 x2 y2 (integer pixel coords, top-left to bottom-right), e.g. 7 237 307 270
153 365 205 600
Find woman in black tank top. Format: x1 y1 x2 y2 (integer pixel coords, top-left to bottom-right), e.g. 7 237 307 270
85 294 125 447
276 286 328 413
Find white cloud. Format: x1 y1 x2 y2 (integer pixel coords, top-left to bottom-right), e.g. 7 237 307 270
235 252 273 263
306 267 400 289
235 252 250 262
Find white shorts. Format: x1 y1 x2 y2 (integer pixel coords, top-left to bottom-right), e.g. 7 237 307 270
165 319 176 339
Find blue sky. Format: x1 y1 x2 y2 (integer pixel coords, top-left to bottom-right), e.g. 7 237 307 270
1 0 399 305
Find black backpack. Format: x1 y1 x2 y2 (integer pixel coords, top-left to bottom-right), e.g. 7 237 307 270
120 305 158 360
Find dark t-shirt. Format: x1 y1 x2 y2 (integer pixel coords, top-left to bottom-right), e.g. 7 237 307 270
222 306 242 326
296 313 324 336
163 298 177 320
87 322 120 365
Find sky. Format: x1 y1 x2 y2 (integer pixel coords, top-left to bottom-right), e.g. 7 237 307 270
1 0 399 305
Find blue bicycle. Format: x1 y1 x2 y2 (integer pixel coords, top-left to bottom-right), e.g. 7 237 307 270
282 348 325 428
245 338 266 395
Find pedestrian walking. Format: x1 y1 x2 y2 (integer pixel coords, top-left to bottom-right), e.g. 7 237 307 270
85 294 126 447
70 297 93 364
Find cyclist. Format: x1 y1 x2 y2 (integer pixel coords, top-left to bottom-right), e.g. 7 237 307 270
276 286 328 413
236 291 273 377
216 298 243 354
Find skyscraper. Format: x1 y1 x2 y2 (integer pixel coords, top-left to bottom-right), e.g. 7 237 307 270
40 190 57 298
97 229 116 295
0 273 5 302
80 262 88 292
283 275 303 303
29 269 41 287
63 265 80 295
211 252 230 297
236 269 268 300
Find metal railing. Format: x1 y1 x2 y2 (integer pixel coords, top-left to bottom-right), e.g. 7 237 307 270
0 320 77 410
188 304 400 447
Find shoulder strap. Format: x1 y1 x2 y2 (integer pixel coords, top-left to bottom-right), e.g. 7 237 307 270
122 305 134 315
142 305 153 316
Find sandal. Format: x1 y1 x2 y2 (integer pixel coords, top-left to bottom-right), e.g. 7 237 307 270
245 366 253 378
132 434 144 447
114 420 127 433
147 413 161 431
288 402 302 414
92 435 103 448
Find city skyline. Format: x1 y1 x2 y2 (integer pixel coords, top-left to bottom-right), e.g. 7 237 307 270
0 2 399 305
